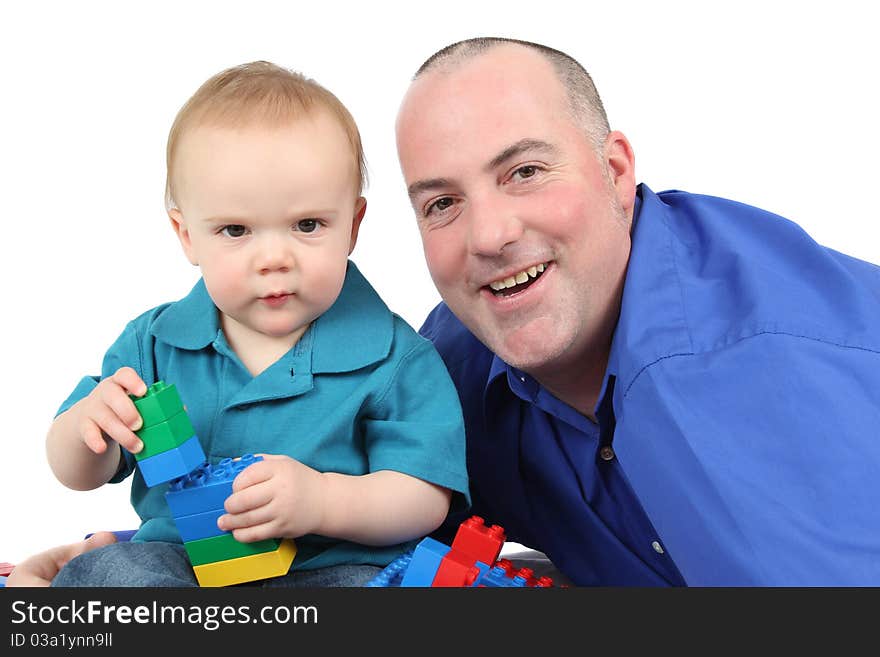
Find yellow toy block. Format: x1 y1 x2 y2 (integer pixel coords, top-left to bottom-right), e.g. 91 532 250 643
192 538 297 587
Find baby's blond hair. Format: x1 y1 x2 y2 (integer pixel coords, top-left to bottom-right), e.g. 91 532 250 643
165 61 367 210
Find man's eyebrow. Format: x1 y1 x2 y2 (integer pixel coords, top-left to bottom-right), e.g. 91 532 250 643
486 139 558 172
407 177 453 200
405 139 557 200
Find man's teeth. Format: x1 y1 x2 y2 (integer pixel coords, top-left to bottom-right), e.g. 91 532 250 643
489 263 547 291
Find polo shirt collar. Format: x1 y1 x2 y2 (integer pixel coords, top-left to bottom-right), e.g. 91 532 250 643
150 260 393 373
150 276 219 350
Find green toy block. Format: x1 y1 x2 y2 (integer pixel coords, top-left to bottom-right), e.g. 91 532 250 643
131 381 185 429
134 409 195 461
183 533 281 566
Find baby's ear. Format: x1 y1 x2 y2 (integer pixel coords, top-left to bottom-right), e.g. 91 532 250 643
168 208 198 266
349 197 367 254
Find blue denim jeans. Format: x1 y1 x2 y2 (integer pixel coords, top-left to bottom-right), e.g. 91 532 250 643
50 541 382 587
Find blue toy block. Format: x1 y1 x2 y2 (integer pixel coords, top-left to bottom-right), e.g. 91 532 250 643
137 434 207 487
400 536 450 587
165 455 263 517
467 560 492 587
476 564 529 587
172 507 227 542
366 551 414 587
0 575 6 587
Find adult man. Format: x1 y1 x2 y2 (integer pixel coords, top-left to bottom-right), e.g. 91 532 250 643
398 38 880 586
8 37 880 587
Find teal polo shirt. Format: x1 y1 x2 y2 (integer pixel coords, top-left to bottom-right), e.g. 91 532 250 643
58 260 470 571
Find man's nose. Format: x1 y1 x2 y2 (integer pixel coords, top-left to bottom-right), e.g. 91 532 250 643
467 192 525 256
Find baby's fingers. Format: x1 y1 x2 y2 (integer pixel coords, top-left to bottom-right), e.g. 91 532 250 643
80 417 109 454
110 367 147 398
93 407 143 454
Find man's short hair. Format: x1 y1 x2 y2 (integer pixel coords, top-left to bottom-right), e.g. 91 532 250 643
165 60 367 210
414 37 611 150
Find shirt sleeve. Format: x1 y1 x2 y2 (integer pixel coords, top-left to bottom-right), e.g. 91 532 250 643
615 332 880 585
54 319 151 484
362 335 471 514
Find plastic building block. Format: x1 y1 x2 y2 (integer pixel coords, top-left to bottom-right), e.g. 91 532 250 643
137 434 207 487
433 552 491 587
400 537 450 587
134 409 196 460
365 552 413 587
449 515 505 565
192 538 297 587
477 563 529 587
361 515 561 587
172 507 227 542
165 455 263 517
183 533 281 566
131 381 185 428
0 562 14 577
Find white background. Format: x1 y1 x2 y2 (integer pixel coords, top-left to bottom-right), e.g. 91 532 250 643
2 0 878 564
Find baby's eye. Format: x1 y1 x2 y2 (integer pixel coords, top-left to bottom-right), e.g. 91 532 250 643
297 219 319 233
221 225 247 238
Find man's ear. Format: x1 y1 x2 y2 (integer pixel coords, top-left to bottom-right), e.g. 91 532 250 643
348 197 367 254
604 130 637 217
168 208 199 266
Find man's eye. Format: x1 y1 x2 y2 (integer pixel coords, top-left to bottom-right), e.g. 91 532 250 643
221 225 247 238
297 219 319 233
427 197 455 215
513 165 538 180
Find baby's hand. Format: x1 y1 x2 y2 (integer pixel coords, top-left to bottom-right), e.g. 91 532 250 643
76 367 147 455
218 455 325 543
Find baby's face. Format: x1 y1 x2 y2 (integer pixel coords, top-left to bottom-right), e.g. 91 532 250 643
169 112 364 349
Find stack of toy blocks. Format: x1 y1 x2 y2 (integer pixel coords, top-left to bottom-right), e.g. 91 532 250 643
367 515 558 587
165 456 296 587
131 381 207 487
131 381 296 586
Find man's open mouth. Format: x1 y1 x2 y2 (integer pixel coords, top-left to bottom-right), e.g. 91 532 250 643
487 262 549 296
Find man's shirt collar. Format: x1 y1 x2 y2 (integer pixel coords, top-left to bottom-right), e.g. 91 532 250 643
600 183 693 408
149 260 393 374
488 184 692 416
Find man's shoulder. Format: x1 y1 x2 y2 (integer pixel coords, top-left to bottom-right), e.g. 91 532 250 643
418 302 495 381
641 186 880 352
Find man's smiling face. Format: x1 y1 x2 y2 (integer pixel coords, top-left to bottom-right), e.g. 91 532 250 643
396 44 636 378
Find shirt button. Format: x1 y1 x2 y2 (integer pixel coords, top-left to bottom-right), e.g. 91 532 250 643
290 368 295 377
599 446 615 461
652 541 665 554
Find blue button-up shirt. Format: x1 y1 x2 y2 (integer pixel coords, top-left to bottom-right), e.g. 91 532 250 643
421 184 880 585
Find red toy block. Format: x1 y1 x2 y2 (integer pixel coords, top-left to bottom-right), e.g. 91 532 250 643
0 562 14 577
513 566 537 587
449 515 505 566
432 549 482 587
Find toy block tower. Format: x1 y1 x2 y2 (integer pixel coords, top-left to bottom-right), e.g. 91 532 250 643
165 455 297 587
130 381 207 487
129 380 296 586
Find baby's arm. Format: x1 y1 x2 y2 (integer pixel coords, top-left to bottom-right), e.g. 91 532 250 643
322 470 452 545
46 367 147 491
219 455 451 545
